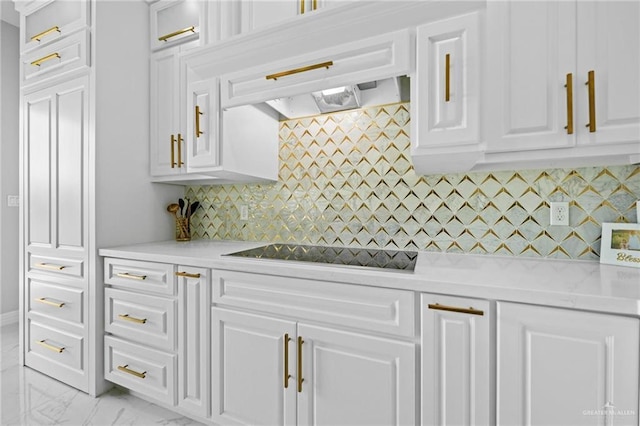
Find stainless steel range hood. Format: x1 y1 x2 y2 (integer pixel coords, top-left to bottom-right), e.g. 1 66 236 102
264 76 409 119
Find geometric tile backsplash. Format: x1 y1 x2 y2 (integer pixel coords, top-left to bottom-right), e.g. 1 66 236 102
186 102 640 261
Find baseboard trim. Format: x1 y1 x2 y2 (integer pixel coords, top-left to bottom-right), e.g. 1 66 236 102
0 310 19 326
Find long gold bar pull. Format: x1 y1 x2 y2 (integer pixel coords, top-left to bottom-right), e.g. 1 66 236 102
564 73 574 134
37 340 64 353
300 0 305 14
177 133 184 167
158 26 195 42
118 364 146 379
31 26 61 42
428 303 484 316
176 271 201 279
195 106 204 138
171 134 176 168
36 298 65 308
284 333 292 388
445 53 451 102
31 52 60 67
266 61 333 81
118 314 147 324
116 272 147 281
585 70 596 132
313 0 318 11
297 336 304 393
35 262 66 271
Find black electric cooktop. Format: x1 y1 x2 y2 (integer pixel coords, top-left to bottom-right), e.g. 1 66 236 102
225 244 418 272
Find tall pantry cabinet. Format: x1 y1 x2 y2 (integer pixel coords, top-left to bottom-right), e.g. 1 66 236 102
16 0 182 396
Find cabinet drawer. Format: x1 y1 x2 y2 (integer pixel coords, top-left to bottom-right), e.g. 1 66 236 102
21 0 90 53
105 336 176 405
213 270 415 337
21 30 90 87
150 0 203 51
28 253 84 279
28 279 84 325
105 287 176 351
220 29 411 108
105 258 175 296
26 320 84 373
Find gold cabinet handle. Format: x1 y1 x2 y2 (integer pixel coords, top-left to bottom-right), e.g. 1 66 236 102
31 26 61 42
116 272 147 281
585 70 596 132
312 0 318 10
118 364 146 379
175 271 201 279
31 52 60 67
118 314 147 324
37 340 64 353
171 134 176 168
266 61 333 81
564 73 574 134
445 53 451 102
195 106 204 138
158 26 196 42
428 303 484 316
300 0 305 14
284 333 292 388
35 297 64 308
35 262 66 271
297 336 304 393
177 133 184 167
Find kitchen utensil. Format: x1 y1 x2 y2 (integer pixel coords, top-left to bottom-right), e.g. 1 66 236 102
178 198 185 217
188 201 200 218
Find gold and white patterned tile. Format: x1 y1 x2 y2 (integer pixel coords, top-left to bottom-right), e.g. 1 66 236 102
186 102 640 261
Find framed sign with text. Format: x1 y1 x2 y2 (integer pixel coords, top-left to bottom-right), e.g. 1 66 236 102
600 223 640 268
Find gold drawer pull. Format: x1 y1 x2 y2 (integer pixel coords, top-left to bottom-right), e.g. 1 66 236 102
428 303 484 316
585 70 596 133
445 53 451 102
284 333 292 388
158 26 195 42
266 61 333 81
31 52 60 67
35 262 66 271
37 340 64 353
31 26 61 42
35 297 64 308
175 271 201 279
116 272 147 281
118 314 147 324
118 364 146 379
297 336 304 393
564 73 574 135
177 133 183 167
195 105 204 138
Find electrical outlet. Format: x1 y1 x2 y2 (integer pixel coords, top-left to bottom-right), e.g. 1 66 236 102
550 202 569 226
7 195 19 207
240 205 249 221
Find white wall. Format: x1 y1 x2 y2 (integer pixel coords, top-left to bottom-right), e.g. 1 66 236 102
0 20 19 321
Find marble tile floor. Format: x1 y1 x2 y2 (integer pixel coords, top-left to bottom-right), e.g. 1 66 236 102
0 324 204 426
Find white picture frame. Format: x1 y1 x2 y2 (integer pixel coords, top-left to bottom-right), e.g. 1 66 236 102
600 222 640 268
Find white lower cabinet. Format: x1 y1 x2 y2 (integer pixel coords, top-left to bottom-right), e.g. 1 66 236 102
497 302 640 426
212 292 417 426
103 258 210 420
421 294 492 426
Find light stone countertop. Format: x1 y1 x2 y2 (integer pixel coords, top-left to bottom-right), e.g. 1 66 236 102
99 239 640 317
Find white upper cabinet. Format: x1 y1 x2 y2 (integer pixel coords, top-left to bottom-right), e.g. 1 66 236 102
411 12 482 175
19 0 90 54
220 29 411 108
498 302 639 426
484 0 639 165
150 0 205 50
185 79 220 172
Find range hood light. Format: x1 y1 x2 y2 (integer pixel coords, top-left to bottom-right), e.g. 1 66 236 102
311 85 361 114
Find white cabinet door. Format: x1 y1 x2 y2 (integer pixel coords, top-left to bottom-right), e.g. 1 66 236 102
23 75 88 254
577 1 640 147
177 267 210 417
211 308 297 426
20 0 90 53
240 0 303 33
150 0 204 51
485 1 576 153
297 323 416 426
497 302 639 426
412 12 482 175
421 295 492 426
186 78 219 171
